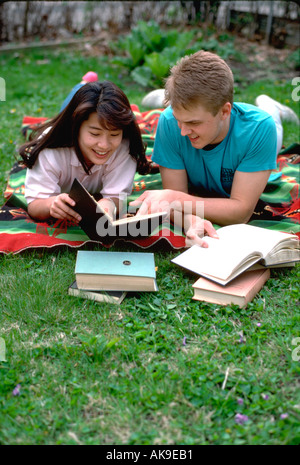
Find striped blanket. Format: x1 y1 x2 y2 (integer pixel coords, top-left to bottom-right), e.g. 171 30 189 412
0 106 299 254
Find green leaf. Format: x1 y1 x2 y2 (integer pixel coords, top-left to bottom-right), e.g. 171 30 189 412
131 66 153 88
173 30 195 50
111 56 134 68
126 39 147 68
135 20 165 53
163 29 179 48
145 52 171 78
105 337 120 349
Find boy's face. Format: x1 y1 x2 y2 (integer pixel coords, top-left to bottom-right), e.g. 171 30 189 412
78 112 123 167
172 102 231 149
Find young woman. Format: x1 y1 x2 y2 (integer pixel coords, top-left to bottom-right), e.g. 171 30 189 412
19 80 150 222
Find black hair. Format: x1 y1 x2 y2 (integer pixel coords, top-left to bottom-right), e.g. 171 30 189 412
19 81 150 175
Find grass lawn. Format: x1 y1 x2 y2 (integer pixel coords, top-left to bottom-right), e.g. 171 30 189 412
0 45 299 446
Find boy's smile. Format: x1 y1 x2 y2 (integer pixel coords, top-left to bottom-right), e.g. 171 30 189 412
173 102 231 150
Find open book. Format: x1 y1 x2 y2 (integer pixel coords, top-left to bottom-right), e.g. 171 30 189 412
69 178 167 241
172 224 299 285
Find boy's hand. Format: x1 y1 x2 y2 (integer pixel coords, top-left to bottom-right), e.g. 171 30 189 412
129 189 174 216
183 214 218 248
98 198 117 221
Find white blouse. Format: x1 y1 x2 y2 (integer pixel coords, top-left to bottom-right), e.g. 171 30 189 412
25 139 137 204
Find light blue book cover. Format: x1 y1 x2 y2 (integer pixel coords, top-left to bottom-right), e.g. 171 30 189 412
75 251 156 279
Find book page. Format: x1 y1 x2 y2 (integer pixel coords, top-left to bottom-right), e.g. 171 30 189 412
112 211 167 226
217 224 298 258
172 239 262 281
262 247 300 265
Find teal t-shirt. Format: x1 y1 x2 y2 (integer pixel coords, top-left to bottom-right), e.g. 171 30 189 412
152 103 277 197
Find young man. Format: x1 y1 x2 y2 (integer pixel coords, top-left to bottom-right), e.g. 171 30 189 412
131 50 298 247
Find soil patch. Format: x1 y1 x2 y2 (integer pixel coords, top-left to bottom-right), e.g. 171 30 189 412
226 37 298 82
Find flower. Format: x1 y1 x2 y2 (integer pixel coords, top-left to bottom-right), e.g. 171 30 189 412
237 397 244 405
262 394 269 400
280 413 289 419
12 384 21 396
235 413 249 425
182 337 187 346
238 331 245 343
256 323 261 327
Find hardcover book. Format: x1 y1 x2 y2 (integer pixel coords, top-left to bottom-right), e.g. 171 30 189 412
69 178 167 241
192 268 271 308
68 281 127 305
75 250 158 292
171 223 299 285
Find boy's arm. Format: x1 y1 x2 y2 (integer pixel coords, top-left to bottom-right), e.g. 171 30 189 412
197 169 271 224
131 167 271 225
163 169 271 225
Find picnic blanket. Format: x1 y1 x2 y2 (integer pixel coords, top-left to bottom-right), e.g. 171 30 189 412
0 106 299 255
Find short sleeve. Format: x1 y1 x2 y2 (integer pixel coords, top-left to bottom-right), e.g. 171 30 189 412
152 109 186 170
237 116 277 173
25 149 62 204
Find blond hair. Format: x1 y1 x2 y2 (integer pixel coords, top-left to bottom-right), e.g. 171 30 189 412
165 50 234 115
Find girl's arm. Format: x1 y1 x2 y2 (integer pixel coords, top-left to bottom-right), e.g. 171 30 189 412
27 194 82 222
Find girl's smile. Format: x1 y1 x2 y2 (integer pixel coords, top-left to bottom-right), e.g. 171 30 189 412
78 112 123 166
93 149 110 159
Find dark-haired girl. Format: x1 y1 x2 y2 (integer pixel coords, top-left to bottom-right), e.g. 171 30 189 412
19 81 150 222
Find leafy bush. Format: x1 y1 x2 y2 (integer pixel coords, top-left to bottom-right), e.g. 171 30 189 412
111 21 195 87
132 46 182 88
111 21 246 88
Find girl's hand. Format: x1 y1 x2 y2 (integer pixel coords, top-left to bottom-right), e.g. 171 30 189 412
49 194 81 222
183 214 218 248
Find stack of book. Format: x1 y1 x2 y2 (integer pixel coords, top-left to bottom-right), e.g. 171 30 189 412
68 250 158 305
171 224 299 308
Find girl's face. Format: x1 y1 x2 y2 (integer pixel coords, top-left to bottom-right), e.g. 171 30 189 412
78 112 123 167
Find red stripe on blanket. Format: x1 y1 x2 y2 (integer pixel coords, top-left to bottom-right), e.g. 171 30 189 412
22 116 48 125
0 229 186 254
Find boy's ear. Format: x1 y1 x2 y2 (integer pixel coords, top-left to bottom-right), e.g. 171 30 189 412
220 102 232 120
